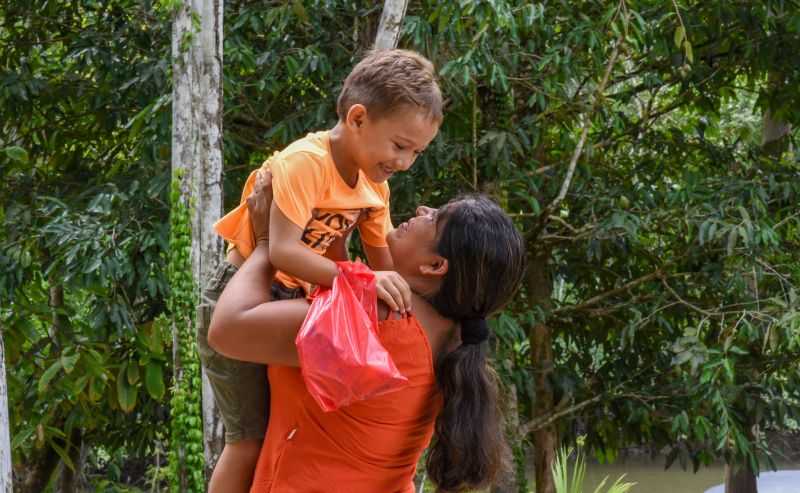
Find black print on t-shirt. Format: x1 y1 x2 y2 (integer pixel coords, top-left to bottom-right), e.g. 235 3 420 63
301 209 363 251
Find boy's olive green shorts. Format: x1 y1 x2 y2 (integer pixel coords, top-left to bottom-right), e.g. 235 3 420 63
196 261 304 443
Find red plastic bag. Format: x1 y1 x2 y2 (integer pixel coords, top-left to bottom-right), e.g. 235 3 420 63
296 260 408 412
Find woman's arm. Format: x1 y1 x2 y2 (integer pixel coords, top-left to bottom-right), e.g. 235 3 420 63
207 170 310 367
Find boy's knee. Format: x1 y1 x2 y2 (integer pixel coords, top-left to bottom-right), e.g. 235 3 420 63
226 438 263 460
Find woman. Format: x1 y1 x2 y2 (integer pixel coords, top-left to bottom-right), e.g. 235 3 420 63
208 171 525 492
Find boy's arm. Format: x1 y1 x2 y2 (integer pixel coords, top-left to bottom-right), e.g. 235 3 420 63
269 202 339 287
209 241 309 367
363 244 393 271
271 204 411 312
209 170 308 367
323 233 350 262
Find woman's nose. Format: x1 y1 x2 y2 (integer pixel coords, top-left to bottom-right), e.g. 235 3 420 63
416 206 435 217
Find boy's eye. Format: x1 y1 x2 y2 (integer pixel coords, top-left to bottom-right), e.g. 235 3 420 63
394 142 405 151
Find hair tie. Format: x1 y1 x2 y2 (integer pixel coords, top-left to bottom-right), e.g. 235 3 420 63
460 317 490 345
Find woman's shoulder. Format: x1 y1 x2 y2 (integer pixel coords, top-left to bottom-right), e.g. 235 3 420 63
379 297 458 365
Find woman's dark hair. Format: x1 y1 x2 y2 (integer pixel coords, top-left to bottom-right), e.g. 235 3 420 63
425 195 526 492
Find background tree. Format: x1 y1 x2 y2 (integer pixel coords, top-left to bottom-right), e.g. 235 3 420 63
168 0 225 487
0 328 11 491
392 2 800 492
1 1 173 490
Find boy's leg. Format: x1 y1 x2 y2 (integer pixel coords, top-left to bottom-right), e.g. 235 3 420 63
197 262 269 493
205 282 305 491
208 439 263 493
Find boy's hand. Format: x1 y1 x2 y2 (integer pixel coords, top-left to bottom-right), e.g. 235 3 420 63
374 271 411 314
246 169 273 245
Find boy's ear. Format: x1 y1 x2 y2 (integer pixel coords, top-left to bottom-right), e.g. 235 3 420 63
419 256 448 278
346 104 367 130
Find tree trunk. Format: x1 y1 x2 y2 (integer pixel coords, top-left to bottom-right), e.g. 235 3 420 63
761 109 792 153
761 69 792 158
0 325 12 493
491 371 522 493
725 425 759 493
13 444 59 493
172 0 225 487
373 0 408 51
527 252 555 493
54 429 82 493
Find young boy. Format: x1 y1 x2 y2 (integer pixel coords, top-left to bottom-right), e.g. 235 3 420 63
196 48 443 492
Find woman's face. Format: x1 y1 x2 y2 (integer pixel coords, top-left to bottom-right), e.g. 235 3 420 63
386 205 445 273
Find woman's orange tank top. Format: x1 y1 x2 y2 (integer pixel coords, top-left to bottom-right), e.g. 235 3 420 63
250 314 442 493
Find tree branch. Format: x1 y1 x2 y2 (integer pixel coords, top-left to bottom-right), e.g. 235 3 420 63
227 131 268 150
660 277 716 317
538 35 623 220
553 269 689 315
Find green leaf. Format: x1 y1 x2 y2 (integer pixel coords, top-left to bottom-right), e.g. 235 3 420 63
61 352 80 374
723 359 735 383
671 349 692 366
117 373 137 413
684 41 694 63
127 360 140 385
46 437 75 471
11 426 35 450
145 361 166 400
726 227 738 256
4 146 28 163
292 1 309 23
674 26 685 48
38 360 63 393
89 377 105 402
84 257 102 274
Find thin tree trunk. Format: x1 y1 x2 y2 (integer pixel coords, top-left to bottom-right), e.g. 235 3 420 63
55 429 82 493
172 0 225 487
373 0 408 50
528 252 555 493
0 324 12 493
725 425 759 493
491 372 522 493
761 109 792 156
171 5 192 490
191 0 225 481
761 69 792 158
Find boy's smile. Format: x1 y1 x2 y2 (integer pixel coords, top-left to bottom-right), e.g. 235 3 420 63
336 105 440 186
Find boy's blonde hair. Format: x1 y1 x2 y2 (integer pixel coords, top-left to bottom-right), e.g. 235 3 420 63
337 48 443 123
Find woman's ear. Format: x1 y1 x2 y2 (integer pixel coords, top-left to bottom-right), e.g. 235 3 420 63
419 256 448 278
346 104 367 131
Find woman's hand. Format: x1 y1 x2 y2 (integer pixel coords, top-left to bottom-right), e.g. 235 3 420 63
247 169 273 245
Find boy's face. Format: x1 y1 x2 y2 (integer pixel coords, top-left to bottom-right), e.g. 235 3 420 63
348 106 440 184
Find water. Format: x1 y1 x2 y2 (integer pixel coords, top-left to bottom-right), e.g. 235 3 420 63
581 457 800 493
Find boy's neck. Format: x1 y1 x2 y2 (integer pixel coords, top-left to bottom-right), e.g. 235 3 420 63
328 122 359 188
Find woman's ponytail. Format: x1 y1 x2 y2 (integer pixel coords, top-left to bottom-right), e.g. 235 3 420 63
426 340 508 492
425 196 526 492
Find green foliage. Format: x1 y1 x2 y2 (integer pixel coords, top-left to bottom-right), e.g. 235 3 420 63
165 172 204 492
3 0 800 490
553 439 636 493
1 0 173 487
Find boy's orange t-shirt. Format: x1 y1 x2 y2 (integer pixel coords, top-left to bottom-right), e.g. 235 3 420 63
214 131 393 292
